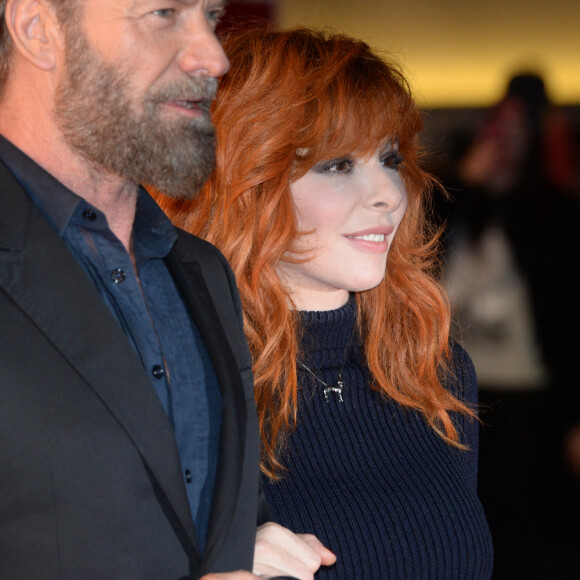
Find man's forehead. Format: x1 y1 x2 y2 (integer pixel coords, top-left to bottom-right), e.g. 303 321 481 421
79 0 228 20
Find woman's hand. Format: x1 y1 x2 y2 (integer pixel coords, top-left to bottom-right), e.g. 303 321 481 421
252 522 336 580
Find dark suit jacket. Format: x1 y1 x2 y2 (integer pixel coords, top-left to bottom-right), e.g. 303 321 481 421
0 161 269 579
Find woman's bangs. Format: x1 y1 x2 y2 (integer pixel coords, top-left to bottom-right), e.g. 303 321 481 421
312 63 418 164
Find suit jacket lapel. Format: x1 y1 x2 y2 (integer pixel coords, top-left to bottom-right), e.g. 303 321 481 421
166 249 247 568
0 168 199 558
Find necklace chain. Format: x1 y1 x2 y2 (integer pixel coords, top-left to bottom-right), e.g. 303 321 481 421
298 327 355 403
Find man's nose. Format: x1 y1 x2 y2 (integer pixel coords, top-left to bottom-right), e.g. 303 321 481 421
178 16 230 78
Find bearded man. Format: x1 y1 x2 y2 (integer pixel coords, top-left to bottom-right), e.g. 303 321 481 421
0 1 334 578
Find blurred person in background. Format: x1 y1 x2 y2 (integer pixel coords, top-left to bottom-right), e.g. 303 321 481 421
443 72 580 578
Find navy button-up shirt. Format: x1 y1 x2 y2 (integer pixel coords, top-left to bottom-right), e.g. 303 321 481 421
0 136 221 551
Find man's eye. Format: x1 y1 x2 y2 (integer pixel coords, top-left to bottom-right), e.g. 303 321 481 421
208 7 226 23
152 8 174 18
207 7 226 30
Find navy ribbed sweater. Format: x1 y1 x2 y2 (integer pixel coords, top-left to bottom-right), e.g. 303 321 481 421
262 298 493 579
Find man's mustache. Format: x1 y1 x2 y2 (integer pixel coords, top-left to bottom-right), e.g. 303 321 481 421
148 77 218 113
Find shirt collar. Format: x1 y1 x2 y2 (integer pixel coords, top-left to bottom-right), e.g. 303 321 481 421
133 188 177 260
0 134 80 234
0 134 177 259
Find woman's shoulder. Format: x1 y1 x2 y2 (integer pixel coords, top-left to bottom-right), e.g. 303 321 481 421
446 341 478 406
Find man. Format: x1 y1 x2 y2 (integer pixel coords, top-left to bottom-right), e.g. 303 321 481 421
0 0 334 578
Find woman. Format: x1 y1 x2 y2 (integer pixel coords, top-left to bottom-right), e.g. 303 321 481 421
161 26 493 579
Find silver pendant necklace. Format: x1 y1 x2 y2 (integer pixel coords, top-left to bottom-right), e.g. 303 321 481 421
298 327 355 403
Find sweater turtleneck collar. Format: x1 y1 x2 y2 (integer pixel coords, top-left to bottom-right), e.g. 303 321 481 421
298 294 359 370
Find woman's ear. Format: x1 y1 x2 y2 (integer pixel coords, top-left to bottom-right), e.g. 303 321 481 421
4 0 62 71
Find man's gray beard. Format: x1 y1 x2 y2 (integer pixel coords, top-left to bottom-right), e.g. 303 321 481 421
54 31 217 200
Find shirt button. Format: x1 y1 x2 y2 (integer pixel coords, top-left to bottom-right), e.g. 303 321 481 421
82 209 97 222
110 268 126 284
151 364 165 379
185 469 193 484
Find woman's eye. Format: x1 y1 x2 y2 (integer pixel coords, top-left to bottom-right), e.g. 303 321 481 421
382 152 404 171
316 159 354 175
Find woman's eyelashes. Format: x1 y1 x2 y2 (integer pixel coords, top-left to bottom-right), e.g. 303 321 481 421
314 158 355 175
313 150 404 176
381 151 404 171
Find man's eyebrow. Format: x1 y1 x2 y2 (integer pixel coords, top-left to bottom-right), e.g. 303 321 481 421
172 0 231 6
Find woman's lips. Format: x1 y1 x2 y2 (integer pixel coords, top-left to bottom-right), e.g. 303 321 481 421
343 227 394 253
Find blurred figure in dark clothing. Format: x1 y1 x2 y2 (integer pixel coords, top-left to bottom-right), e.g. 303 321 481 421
443 73 580 579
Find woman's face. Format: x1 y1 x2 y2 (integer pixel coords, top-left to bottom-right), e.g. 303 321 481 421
278 142 408 311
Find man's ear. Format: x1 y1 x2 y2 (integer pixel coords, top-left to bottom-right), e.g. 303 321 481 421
4 0 62 71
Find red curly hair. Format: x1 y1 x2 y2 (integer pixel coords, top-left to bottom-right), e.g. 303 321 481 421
159 25 474 478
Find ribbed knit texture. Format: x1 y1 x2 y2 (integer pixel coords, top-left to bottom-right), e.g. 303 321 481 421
262 298 493 579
